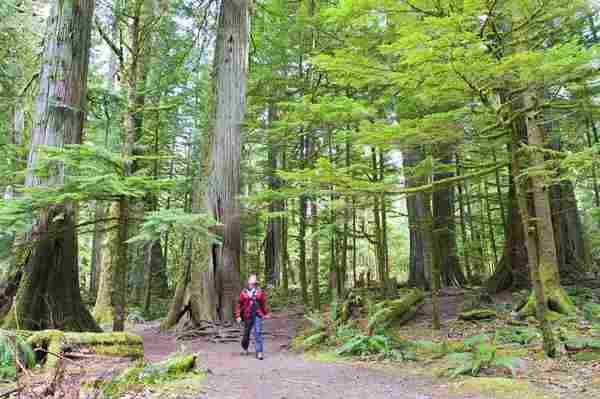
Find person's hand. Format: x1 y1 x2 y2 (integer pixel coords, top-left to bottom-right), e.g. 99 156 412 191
263 314 272 320
236 317 242 323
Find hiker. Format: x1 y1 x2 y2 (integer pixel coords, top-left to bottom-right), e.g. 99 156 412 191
235 274 270 359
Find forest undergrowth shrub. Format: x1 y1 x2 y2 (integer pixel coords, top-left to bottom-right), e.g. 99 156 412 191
446 335 520 378
0 330 36 380
495 327 541 346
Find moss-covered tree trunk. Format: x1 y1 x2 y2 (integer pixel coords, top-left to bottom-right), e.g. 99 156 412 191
512 105 556 357
516 91 575 319
89 201 106 300
93 203 119 325
3 0 99 332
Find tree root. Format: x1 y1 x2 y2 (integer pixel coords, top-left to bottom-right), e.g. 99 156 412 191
517 287 577 320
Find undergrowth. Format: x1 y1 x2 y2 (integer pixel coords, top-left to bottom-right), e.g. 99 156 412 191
0 330 36 381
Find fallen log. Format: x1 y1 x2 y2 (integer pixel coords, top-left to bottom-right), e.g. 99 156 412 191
26 330 143 369
367 288 425 333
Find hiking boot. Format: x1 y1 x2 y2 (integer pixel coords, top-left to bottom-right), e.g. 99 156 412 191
256 352 263 360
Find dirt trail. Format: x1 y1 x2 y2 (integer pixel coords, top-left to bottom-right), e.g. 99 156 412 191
136 309 476 399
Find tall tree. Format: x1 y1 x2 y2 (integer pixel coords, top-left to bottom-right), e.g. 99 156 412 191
3 0 99 331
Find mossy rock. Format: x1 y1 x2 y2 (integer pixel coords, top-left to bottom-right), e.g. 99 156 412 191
458 309 497 321
449 377 557 399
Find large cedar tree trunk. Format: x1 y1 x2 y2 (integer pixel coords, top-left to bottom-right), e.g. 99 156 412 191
163 0 249 328
202 0 248 322
3 0 99 331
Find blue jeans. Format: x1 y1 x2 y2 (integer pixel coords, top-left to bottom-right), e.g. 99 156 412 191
242 315 264 353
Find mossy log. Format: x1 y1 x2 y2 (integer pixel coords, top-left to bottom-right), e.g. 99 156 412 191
368 288 424 333
459 309 497 321
89 353 198 397
26 330 143 368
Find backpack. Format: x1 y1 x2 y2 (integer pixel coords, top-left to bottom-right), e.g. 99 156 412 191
241 288 258 321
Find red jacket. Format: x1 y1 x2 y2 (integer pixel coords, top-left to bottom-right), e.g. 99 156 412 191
235 287 268 321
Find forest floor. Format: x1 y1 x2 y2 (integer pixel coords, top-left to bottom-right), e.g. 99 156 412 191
130 291 600 399
135 307 469 399
4 289 600 398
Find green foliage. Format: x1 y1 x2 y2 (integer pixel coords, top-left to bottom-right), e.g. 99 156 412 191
495 328 541 346
0 331 36 380
567 287 598 307
336 333 389 356
583 302 600 324
447 335 519 378
128 208 220 245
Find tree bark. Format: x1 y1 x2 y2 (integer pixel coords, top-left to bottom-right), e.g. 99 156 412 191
89 201 105 300
455 153 472 282
516 90 575 318
201 0 249 322
297 135 309 308
264 111 283 286
93 203 119 325
404 147 429 289
511 107 557 357
433 151 465 287
3 0 99 332
311 200 320 310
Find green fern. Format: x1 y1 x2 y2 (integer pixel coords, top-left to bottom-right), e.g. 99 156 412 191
0 331 36 380
446 336 518 378
302 332 327 348
495 328 540 345
336 335 370 355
